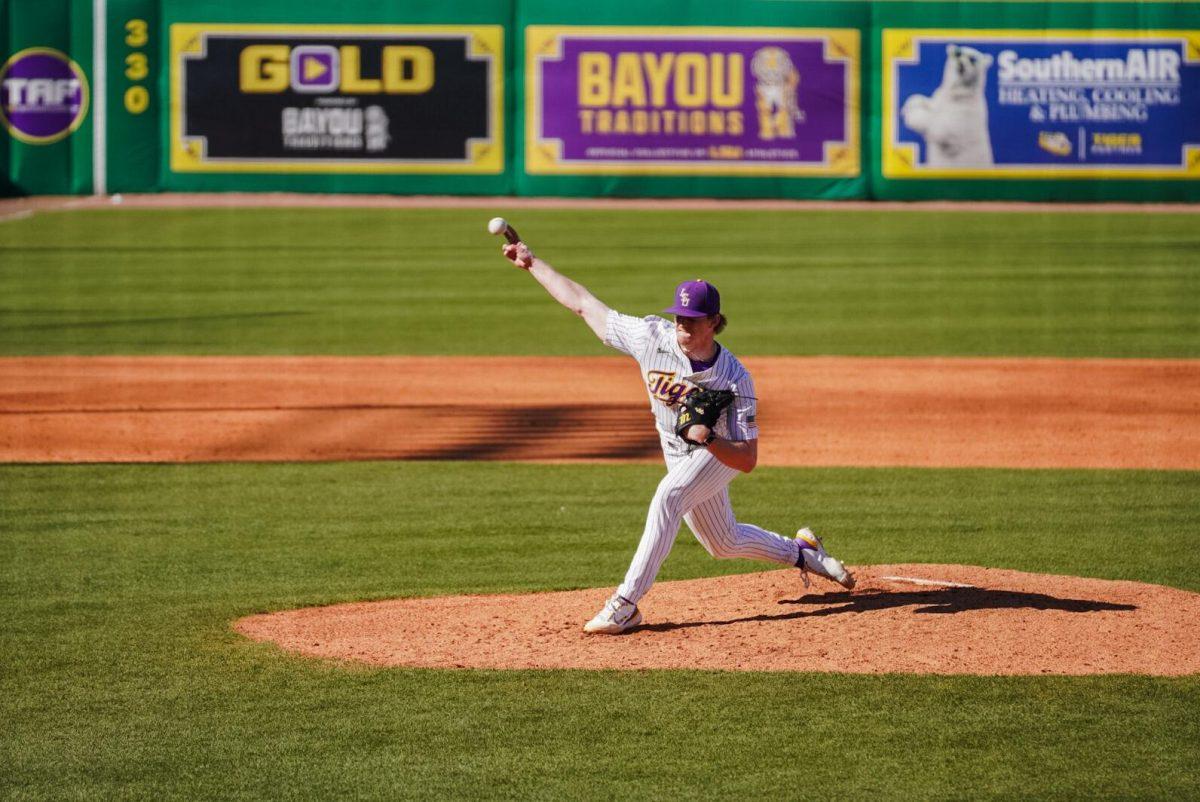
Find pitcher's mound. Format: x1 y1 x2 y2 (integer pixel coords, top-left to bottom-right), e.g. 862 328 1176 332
235 565 1200 675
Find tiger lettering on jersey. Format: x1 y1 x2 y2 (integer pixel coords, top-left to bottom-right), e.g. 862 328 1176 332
646 370 698 406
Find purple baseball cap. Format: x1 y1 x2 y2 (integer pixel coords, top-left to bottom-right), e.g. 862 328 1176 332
664 279 720 318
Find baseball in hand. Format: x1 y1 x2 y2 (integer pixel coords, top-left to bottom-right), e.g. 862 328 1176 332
487 216 522 245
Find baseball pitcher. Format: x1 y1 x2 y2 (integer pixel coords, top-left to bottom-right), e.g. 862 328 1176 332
493 220 855 634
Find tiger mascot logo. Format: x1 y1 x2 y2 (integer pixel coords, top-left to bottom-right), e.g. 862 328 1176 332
751 46 804 140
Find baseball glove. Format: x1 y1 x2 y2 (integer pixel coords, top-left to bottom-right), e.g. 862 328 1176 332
674 388 735 444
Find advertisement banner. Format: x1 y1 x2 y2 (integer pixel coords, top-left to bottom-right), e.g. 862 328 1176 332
525 26 859 176
883 29 1200 179
169 23 503 174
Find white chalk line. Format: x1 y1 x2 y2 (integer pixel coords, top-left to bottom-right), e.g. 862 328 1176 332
880 575 976 589
0 209 34 224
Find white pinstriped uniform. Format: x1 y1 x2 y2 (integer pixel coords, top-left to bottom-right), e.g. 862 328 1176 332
604 310 802 604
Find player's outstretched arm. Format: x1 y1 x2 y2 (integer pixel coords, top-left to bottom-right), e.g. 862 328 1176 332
502 241 610 340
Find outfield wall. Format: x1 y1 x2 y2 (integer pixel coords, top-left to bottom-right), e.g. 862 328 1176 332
2 0 1198 200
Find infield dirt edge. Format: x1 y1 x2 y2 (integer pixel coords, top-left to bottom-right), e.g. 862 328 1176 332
3 355 1197 468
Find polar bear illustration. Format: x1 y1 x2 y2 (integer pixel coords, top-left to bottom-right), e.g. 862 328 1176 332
901 44 994 167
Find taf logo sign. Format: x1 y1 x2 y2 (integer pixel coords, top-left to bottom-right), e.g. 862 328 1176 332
0 47 89 144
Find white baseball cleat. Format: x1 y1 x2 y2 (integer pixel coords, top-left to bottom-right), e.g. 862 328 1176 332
795 528 856 590
583 593 643 634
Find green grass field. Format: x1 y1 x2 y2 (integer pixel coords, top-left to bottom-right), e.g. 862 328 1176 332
2 208 1198 356
2 463 1198 799
2 206 1198 799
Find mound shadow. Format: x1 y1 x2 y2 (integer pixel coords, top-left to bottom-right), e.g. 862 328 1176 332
404 404 659 461
633 585 1137 633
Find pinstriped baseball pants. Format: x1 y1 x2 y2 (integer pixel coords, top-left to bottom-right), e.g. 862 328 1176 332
616 447 802 604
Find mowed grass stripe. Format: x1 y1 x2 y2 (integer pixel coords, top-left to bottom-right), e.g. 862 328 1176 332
2 462 1198 799
1 207 1197 357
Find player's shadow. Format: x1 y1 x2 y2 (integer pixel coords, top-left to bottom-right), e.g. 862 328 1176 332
632 586 1136 633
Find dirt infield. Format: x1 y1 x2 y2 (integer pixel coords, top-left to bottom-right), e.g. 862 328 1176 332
234 565 1200 675
2 355 1197 468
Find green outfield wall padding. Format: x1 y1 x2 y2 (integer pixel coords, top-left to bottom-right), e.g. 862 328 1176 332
1 0 94 195
105 0 159 193
1 0 1198 200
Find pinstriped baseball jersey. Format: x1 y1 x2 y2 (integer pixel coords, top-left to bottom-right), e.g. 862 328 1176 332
604 311 757 456
596 308 805 608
